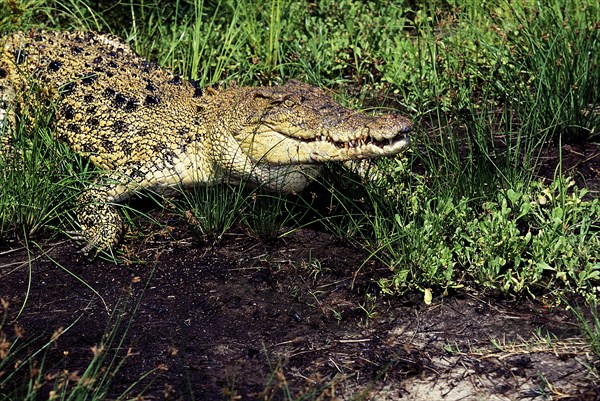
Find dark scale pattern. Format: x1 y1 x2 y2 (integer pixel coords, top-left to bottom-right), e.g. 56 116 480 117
144 94 159 106
125 99 138 112
81 73 97 85
112 120 126 132
164 149 175 165
101 139 114 152
193 87 204 98
48 60 62 72
152 143 163 154
104 87 116 98
63 104 75 120
81 142 96 154
66 123 81 134
121 141 133 157
189 79 204 98
113 93 127 108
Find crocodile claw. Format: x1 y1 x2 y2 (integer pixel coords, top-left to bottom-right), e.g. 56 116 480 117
70 195 123 256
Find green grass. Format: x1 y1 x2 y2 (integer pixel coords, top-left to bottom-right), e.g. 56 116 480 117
240 191 303 241
1 0 598 299
173 181 247 242
0 94 83 242
0 0 599 396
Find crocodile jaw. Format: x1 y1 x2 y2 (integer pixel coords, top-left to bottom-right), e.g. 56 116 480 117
240 129 409 164
240 117 411 164
308 132 410 162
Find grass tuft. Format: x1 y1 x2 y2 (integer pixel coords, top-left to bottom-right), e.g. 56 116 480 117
0 95 83 242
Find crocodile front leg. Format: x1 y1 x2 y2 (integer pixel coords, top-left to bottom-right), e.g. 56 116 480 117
71 189 123 255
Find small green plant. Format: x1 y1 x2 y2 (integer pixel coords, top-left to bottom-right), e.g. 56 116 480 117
348 169 600 302
302 253 328 281
330 308 343 324
358 293 378 322
460 178 600 299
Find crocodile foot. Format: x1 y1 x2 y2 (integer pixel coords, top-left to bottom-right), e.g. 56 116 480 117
69 193 123 255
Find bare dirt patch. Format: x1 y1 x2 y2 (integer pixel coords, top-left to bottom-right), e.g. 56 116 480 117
1 218 598 400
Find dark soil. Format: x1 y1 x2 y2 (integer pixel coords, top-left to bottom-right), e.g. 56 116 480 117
1 140 599 401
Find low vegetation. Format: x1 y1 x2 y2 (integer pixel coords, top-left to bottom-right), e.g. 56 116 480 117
1 0 598 398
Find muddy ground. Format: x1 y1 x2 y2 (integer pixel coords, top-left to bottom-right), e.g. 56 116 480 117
1 140 599 401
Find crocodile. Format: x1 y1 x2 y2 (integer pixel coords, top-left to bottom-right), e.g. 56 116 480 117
0 30 411 254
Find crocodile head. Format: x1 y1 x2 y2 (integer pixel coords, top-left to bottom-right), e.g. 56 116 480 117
211 80 411 166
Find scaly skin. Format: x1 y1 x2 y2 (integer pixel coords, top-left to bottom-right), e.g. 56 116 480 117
0 30 412 254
